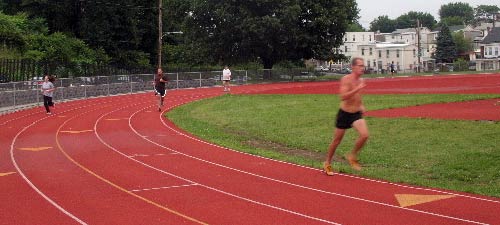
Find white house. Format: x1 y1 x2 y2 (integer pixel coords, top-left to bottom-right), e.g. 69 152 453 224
358 42 418 73
476 27 500 71
336 32 376 59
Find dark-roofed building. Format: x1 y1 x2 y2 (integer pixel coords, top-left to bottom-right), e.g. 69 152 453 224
476 27 500 71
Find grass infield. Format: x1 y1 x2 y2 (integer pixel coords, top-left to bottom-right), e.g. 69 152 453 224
167 94 500 197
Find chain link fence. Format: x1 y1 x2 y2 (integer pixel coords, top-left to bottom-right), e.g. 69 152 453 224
0 67 337 113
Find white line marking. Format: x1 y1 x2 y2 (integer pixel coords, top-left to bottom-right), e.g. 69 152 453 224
8 104 117 225
161 95 500 204
130 184 199 192
132 93 494 224
98 104 340 224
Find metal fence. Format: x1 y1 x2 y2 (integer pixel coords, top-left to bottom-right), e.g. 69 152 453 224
0 73 215 112
0 68 340 113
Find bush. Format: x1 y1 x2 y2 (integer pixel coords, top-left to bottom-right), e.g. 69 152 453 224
453 58 468 71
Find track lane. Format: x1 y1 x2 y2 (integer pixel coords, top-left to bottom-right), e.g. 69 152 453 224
1 98 122 225
92 94 335 224
2 75 499 224
128 88 496 223
10 95 204 224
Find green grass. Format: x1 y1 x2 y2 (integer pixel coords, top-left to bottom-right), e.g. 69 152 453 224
167 94 500 197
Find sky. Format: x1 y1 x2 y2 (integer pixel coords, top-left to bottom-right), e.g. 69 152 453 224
356 0 498 29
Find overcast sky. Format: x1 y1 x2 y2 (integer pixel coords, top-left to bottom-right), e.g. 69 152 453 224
356 0 498 29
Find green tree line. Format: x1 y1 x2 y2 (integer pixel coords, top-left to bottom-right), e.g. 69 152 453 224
0 0 360 71
369 2 499 33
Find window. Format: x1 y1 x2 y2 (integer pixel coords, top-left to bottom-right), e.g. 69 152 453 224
413 49 416 57
495 47 499 56
353 35 356 42
489 47 493 55
361 48 365 56
369 35 372 41
369 48 373 55
345 46 348 52
378 50 382 58
386 50 390 58
396 49 400 58
345 36 347 42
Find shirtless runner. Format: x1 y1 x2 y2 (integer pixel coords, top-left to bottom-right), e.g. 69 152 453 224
323 57 369 175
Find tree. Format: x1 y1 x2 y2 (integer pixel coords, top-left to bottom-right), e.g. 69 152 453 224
452 31 472 57
346 21 365 32
434 24 456 63
369 15 395 33
439 2 474 25
395 11 437 30
183 0 359 69
7 0 80 35
78 0 157 67
24 32 108 63
438 16 466 26
473 5 500 25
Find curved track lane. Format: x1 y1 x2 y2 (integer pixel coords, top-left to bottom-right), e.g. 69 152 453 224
2 75 499 225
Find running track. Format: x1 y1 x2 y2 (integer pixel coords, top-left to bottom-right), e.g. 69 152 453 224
1 74 499 225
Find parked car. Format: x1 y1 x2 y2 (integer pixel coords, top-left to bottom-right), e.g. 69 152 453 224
315 66 329 71
31 76 44 84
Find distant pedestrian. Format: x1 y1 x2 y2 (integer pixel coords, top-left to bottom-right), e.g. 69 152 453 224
323 57 369 175
41 75 56 114
390 61 396 77
222 66 231 92
154 68 168 112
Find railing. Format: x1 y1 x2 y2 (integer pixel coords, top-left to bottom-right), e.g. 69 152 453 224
0 68 347 113
0 73 219 113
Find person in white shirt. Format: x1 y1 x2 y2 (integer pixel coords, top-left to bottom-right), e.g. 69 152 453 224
222 66 231 92
41 75 56 114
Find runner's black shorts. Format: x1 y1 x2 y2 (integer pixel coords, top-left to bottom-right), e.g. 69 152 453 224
335 109 362 129
155 88 166 97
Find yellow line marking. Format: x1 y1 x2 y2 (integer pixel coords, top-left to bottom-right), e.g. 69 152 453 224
55 124 207 224
395 194 456 207
18 147 53 152
0 172 16 177
60 130 94 134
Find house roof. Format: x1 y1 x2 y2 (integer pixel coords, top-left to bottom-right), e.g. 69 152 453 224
392 28 415 34
482 27 500 44
448 25 465 32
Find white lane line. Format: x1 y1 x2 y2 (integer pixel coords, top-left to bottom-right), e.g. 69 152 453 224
130 184 199 192
8 96 145 225
8 101 119 225
161 101 500 204
115 104 340 225
149 94 492 224
129 153 177 158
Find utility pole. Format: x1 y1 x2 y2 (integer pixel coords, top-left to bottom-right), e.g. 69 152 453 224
157 0 163 69
417 19 421 73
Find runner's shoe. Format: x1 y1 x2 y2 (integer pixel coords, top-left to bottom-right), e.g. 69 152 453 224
323 162 334 176
346 153 362 171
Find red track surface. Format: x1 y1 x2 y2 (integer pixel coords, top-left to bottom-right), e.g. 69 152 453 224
1 74 499 225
